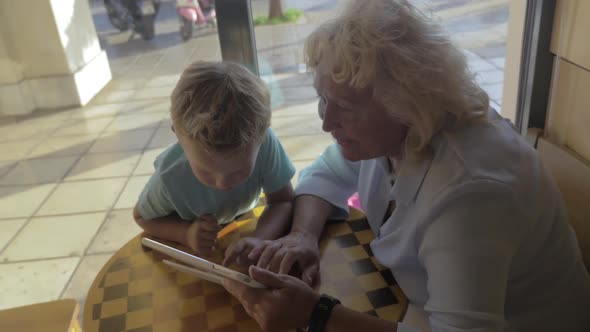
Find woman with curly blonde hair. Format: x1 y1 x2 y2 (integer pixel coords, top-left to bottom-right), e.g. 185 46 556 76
222 1 590 331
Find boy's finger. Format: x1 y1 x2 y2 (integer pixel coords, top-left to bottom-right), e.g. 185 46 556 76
198 230 218 241
199 238 216 248
200 219 221 232
199 245 215 256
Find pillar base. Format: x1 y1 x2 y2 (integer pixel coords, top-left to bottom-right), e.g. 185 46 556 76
0 50 111 116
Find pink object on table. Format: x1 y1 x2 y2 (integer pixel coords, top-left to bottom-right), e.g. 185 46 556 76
348 192 362 211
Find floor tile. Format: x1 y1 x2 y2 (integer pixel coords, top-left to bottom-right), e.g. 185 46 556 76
114 176 150 209
0 213 106 261
133 148 165 175
0 219 26 252
119 99 171 115
271 114 324 137
291 160 314 187
147 126 177 149
134 86 175 100
159 117 172 129
36 178 127 216
462 49 483 61
481 82 504 101
475 69 504 85
52 117 114 136
88 129 156 154
68 103 125 120
92 89 136 104
87 209 143 254
0 140 41 161
281 85 318 102
490 100 502 114
489 57 505 69
468 58 495 72
66 151 141 181
27 134 98 159
272 101 319 117
280 134 334 161
473 44 506 59
19 109 75 124
104 113 164 132
0 121 61 143
108 77 147 90
0 257 80 310
61 254 112 303
0 160 16 178
0 184 57 219
145 74 180 87
0 156 79 186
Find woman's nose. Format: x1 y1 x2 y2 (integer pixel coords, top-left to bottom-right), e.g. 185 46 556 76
321 102 339 132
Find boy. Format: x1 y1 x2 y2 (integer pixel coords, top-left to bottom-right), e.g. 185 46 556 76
133 61 295 260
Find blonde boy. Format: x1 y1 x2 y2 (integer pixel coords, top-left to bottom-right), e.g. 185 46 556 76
133 61 295 260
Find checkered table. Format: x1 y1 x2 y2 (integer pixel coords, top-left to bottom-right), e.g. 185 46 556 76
83 206 407 331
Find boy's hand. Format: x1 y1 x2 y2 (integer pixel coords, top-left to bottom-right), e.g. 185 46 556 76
223 237 270 267
186 214 221 256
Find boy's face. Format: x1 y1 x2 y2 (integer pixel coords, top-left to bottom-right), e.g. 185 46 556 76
175 130 261 191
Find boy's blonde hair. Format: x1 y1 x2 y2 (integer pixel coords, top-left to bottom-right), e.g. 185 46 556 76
305 0 489 155
171 61 271 153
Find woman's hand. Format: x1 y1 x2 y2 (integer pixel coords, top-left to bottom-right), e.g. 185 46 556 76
254 231 321 286
223 237 271 267
223 265 320 332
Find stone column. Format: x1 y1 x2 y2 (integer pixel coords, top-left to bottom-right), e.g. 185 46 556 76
0 0 111 115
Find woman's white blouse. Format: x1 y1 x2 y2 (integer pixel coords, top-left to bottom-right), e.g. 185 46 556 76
296 112 590 332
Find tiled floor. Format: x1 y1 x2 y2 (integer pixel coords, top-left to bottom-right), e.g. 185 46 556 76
0 0 509 319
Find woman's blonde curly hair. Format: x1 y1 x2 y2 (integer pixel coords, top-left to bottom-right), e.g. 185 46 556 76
305 0 489 154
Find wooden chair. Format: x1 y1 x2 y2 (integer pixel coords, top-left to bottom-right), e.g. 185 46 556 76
0 299 81 332
537 137 590 271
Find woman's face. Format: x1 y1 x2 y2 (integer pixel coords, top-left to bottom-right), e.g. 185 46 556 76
314 65 408 161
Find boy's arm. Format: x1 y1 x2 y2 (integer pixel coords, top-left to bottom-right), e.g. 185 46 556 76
133 206 191 246
251 183 295 240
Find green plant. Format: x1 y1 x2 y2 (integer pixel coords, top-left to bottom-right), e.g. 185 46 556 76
283 8 303 22
253 8 303 26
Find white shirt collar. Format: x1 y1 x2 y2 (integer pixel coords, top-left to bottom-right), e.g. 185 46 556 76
391 153 433 206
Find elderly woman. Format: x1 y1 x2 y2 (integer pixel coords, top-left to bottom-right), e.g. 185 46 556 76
222 0 590 331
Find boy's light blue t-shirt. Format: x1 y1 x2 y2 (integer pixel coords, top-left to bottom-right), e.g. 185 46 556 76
137 128 295 224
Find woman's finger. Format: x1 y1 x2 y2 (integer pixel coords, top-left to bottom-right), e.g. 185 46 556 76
223 277 262 308
268 247 287 273
249 265 288 289
223 241 245 266
248 240 269 261
278 251 298 275
302 262 320 286
257 242 282 269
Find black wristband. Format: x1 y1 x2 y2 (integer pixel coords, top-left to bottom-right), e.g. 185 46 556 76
307 294 341 332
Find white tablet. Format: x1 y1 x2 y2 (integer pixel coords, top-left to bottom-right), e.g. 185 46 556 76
141 237 265 288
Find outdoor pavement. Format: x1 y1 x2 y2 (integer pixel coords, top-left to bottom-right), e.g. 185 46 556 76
0 0 509 318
